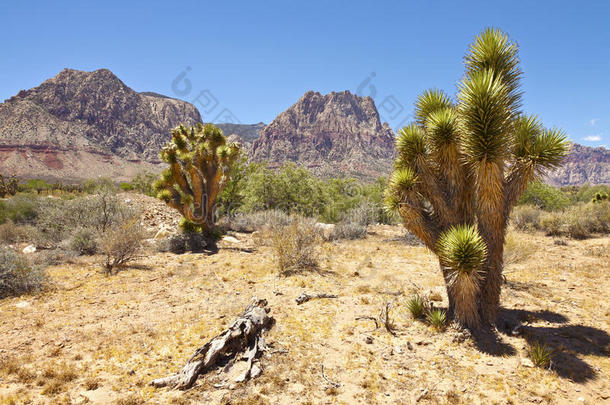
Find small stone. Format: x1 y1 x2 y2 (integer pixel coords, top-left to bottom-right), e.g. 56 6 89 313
22 245 36 254
577 397 584 402
15 301 30 308
229 384 236 390
521 358 534 368
250 364 262 379
393 346 402 354
222 236 241 244
365 336 373 344
407 342 413 351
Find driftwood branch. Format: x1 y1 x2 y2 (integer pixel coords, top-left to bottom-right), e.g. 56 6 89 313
150 297 274 390
296 292 338 305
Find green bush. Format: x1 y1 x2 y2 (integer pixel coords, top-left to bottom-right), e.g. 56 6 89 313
130 171 157 196
0 247 46 298
119 182 134 191
539 202 609 238
0 194 39 224
539 211 564 236
517 181 571 211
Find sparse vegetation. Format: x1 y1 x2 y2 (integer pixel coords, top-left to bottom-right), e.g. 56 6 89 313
69 228 98 255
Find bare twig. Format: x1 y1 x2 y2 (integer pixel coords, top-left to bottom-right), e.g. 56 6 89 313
321 365 340 388
355 316 379 329
380 302 397 336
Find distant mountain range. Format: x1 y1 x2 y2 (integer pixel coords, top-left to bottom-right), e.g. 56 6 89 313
0 68 607 185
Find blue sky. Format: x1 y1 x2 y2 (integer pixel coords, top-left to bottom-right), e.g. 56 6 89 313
1 0 608 147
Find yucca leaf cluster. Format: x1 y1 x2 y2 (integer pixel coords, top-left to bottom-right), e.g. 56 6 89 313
154 123 241 235
385 28 569 328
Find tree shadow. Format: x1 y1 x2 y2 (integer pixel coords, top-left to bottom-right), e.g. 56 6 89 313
487 308 610 383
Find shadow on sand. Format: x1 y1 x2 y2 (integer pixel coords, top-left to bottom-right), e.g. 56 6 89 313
470 308 609 383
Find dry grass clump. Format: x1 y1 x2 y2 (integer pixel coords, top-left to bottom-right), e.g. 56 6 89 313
329 221 367 240
100 219 145 274
539 202 610 239
503 231 537 266
270 216 321 275
0 247 46 298
0 221 36 245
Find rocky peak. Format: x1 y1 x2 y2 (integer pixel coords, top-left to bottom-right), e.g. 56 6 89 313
250 90 395 179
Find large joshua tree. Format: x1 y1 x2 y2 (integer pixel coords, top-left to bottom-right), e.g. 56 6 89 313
154 123 241 236
385 28 568 328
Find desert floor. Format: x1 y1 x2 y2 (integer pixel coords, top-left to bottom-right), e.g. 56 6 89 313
1 203 609 404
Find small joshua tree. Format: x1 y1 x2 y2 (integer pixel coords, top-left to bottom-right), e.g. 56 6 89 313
0 174 18 198
154 123 241 237
385 28 568 328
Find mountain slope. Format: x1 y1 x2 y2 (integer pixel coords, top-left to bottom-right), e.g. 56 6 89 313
546 143 610 186
250 90 395 179
0 68 201 181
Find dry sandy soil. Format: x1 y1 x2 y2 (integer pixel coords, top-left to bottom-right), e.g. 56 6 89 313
0 200 609 404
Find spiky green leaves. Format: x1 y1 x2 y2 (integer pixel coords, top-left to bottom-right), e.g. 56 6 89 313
426 108 459 150
513 115 568 173
459 69 514 165
386 167 417 206
437 224 487 276
415 89 453 125
465 28 521 104
396 124 427 165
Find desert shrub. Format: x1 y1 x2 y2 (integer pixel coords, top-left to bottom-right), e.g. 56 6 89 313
517 181 571 211
503 231 536 265
329 222 367 240
1 194 39 224
539 202 609 238
270 217 321 275
572 184 610 203
539 211 564 236
0 221 37 245
119 182 134 191
131 171 157 196
221 210 292 233
69 228 98 255
100 220 145 274
37 193 136 243
81 178 117 194
511 205 541 231
0 247 46 298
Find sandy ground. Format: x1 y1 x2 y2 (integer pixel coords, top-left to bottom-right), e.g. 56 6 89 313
0 217 609 404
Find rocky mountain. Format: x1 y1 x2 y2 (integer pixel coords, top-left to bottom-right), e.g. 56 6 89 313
250 90 395 179
215 123 265 144
0 68 201 181
547 143 610 186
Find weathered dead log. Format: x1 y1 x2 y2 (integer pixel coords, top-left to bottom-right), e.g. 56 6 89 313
295 292 338 305
150 297 273 390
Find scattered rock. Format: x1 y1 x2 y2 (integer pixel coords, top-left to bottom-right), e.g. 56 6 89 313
22 244 36 254
365 336 374 344
222 236 241 244
15 301 30 308
521 358 535 368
